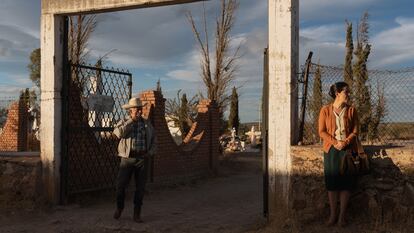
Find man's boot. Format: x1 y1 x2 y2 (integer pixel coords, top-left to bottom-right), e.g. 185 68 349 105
113 208 123 220
133 206 143 223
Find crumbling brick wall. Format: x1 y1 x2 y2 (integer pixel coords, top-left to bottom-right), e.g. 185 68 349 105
64 88 220 195
140 90 220 183
0 101 28 151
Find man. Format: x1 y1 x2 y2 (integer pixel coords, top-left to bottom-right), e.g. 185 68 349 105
113 97 156 223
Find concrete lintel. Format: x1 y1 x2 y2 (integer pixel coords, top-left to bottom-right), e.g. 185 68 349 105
42 0 207 15
267 0 299 222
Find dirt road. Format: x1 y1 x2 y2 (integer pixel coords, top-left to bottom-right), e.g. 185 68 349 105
0 152 264 233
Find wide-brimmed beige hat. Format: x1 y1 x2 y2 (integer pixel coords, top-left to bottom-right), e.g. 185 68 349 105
122 97 146 109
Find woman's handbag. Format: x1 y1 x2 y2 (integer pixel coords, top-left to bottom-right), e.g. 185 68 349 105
356 139 370 175
340 138 370 176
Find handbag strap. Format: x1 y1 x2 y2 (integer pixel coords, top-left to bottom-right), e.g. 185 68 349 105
356 138 365 155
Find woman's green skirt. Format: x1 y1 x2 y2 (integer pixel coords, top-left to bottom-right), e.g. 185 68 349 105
323 146 357 191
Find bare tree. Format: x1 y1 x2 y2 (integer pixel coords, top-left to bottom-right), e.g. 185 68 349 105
68 15 98 64
186 0 241 117
27 15 98 88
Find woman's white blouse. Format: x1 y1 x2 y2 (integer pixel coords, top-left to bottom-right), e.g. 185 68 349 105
333 107 346 141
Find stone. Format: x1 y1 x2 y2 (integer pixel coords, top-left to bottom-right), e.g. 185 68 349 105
292 199 306 210
368 195 379 209
401 182 414 206
365 188 377 197
375 178 395 191
382 196 397 213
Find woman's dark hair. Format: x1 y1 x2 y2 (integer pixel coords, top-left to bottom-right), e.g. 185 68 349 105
329 82 349 99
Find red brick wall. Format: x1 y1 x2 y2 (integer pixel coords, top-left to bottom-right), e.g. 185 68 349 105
64 87 220 194
0 101 28 151
140 91 220 183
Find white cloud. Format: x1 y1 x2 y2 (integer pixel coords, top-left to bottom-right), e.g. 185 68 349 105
370 17 414 67
298 17 414 69
300 24 344 42
167 69 198 82
300 0 383 21
0 0 40 39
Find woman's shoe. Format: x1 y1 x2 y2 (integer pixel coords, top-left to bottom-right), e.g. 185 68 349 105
133 207 143 223
337 218 347 228
325 216 337 226
113 208 123 220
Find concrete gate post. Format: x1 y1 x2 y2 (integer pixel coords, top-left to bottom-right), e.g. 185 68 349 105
40 13 65 204
267 0 299 222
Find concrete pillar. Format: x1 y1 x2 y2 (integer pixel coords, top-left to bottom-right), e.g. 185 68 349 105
267 0 299 222
40 13 65 204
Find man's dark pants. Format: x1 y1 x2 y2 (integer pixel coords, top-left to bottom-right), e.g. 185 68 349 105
116 157 148 210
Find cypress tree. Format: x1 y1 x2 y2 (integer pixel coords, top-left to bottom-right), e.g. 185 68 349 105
344 21 354 90
179 93 190 137
353 12 372 140
228 87 240 133
368 83 386 141
156 78 162 93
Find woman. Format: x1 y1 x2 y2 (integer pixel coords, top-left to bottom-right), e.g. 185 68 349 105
318 82 359 227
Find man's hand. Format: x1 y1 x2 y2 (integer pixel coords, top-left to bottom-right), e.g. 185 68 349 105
334 140 346 150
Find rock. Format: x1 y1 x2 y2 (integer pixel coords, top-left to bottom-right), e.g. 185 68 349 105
382 196 397 213
375 183 394 191
375 178 395 191
371 158 392 168
368 195 379 209
401 182 414 206
365 188 377 197
292 199 306 210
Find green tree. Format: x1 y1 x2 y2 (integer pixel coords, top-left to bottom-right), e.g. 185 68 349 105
165 90 199 139
368 82 386 141
353 12 372 140
28 48 41 88
228 87 240 133
156 79 162 93
19 88 37 109
0 108 7 128
179 93 191 137
344 21 354 91
310 64 323 141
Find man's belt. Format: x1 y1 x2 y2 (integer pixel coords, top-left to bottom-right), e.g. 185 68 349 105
129 150 148 158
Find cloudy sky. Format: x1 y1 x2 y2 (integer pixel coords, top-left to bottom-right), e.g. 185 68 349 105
0 0 413 122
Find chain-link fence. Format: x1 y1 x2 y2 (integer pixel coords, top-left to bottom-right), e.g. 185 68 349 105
0 97 19 128
298 63 414 146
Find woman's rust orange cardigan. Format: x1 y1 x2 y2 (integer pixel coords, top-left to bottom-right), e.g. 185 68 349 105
318 103 359 153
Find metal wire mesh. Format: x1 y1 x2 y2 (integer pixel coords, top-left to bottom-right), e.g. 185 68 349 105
298 63 414 146
65 63 132 195
0 97 18 130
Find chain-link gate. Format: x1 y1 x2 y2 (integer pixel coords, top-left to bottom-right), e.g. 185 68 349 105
62 63 132 198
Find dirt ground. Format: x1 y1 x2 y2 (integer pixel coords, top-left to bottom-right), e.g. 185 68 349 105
0 152 265 233
2 150 411 233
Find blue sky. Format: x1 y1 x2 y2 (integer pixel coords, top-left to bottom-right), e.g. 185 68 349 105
0 0 414 122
